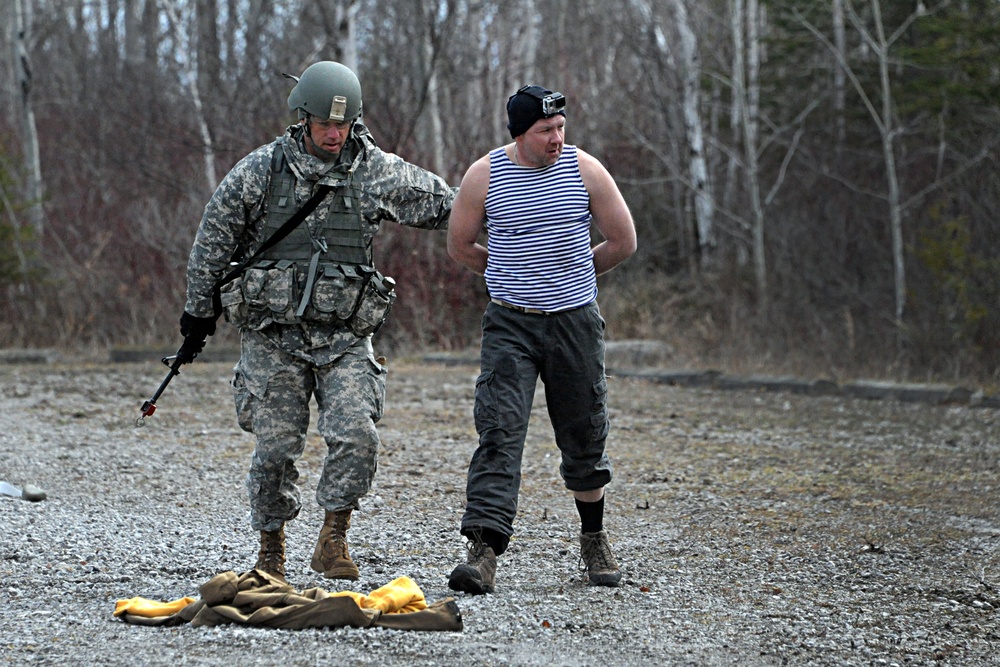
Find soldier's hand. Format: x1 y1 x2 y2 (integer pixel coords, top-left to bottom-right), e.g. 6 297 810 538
177 312 217 364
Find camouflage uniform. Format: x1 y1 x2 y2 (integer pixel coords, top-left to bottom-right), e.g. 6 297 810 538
185 122 453 531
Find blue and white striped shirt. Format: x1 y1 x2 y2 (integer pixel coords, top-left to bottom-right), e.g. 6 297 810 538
484 145 597 312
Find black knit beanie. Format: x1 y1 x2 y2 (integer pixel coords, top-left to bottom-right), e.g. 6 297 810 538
506 85 566 139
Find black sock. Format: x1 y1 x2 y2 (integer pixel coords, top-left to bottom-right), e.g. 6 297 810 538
461 526 509 556
575 495 605 534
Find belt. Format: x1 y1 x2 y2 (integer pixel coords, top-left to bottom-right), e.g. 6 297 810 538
490 298 554 316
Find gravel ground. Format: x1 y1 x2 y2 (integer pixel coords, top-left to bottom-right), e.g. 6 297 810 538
1 356 999 666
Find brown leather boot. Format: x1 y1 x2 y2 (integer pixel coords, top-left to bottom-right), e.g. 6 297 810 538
310 509 360 580
254 525 286 582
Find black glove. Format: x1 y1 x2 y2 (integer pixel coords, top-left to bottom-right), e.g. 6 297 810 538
177 312 217 364
180 312 217 338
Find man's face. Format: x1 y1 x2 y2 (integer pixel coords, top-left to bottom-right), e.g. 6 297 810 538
516 115 565 167
304 117 351 157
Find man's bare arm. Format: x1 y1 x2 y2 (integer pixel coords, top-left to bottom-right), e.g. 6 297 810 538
579 149 637 276
446 156 491 276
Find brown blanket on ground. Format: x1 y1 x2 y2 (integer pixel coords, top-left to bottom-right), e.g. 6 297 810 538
114 569 462 632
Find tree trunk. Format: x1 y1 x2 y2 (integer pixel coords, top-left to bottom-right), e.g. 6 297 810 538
315 0 359 72
141 0 160 65
745 0 767 314
421 2 445 176
197 0 221 108
164 0 217 192
12 0 44 238
124 0 142 66
832 0 847 150
726 0 746 265
668 0 715 263
802 0 912 348
870 0 906 335
521 0 539 85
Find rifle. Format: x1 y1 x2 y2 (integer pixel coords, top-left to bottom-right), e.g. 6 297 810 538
136 176 333 426
136 351 187 426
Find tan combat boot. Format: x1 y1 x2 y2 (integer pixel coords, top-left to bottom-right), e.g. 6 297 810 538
310 509 360 580
254 525 286 582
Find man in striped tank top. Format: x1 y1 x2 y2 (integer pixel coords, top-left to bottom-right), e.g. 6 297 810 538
446 85 637 594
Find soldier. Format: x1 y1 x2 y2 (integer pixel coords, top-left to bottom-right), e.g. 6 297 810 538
179 61 455 582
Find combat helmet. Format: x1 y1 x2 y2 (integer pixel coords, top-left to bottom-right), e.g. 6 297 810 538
286 61 362 122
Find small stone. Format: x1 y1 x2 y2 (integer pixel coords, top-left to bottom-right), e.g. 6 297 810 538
21 484 47 502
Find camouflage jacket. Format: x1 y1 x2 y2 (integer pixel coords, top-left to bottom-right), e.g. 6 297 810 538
184 122 454 360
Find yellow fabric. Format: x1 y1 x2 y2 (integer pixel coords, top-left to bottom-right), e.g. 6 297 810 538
114 596 198 618
114 575 425 619
331 575 427 614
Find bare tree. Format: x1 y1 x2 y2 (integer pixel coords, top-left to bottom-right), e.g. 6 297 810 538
855 0 905 339
141 0 161 65
668 0 715 262
798 1 932 343
518 0 539 85
314 0 360 72
420 1 447 176
10 0 44 238
832 0 847 149
0 0 996 377
629 0 715 267
197 0 222 108
123 0 143 66
163 0 218 192
739 0 767 313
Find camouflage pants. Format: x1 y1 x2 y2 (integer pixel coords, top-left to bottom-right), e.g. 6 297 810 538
233 329 386 531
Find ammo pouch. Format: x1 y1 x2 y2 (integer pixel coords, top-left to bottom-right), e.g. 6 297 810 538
220 260 395 336
219 260 299 330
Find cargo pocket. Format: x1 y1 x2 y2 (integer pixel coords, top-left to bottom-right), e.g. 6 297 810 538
473 370 499 433
590 376 610 442
232 365 266 434
367 354 388 423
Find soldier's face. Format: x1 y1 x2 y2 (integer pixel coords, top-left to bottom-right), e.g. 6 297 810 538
305 117 351 156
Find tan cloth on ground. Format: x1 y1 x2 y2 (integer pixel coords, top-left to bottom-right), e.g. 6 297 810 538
114 570 462 632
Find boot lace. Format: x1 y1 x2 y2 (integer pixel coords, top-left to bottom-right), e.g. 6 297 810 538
256 529 286 576
467 538 491 563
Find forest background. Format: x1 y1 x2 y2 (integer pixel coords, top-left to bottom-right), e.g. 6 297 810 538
1 0 998 387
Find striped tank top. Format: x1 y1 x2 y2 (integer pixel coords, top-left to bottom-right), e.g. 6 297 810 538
484 144 597 312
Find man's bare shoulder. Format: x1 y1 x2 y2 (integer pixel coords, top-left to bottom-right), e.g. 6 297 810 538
574 146 608 172
574 147 617 192
466 152 493 177
457 152 493 197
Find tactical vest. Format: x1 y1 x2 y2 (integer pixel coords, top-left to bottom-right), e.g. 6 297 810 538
258 146 370 266
218 143 395 334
